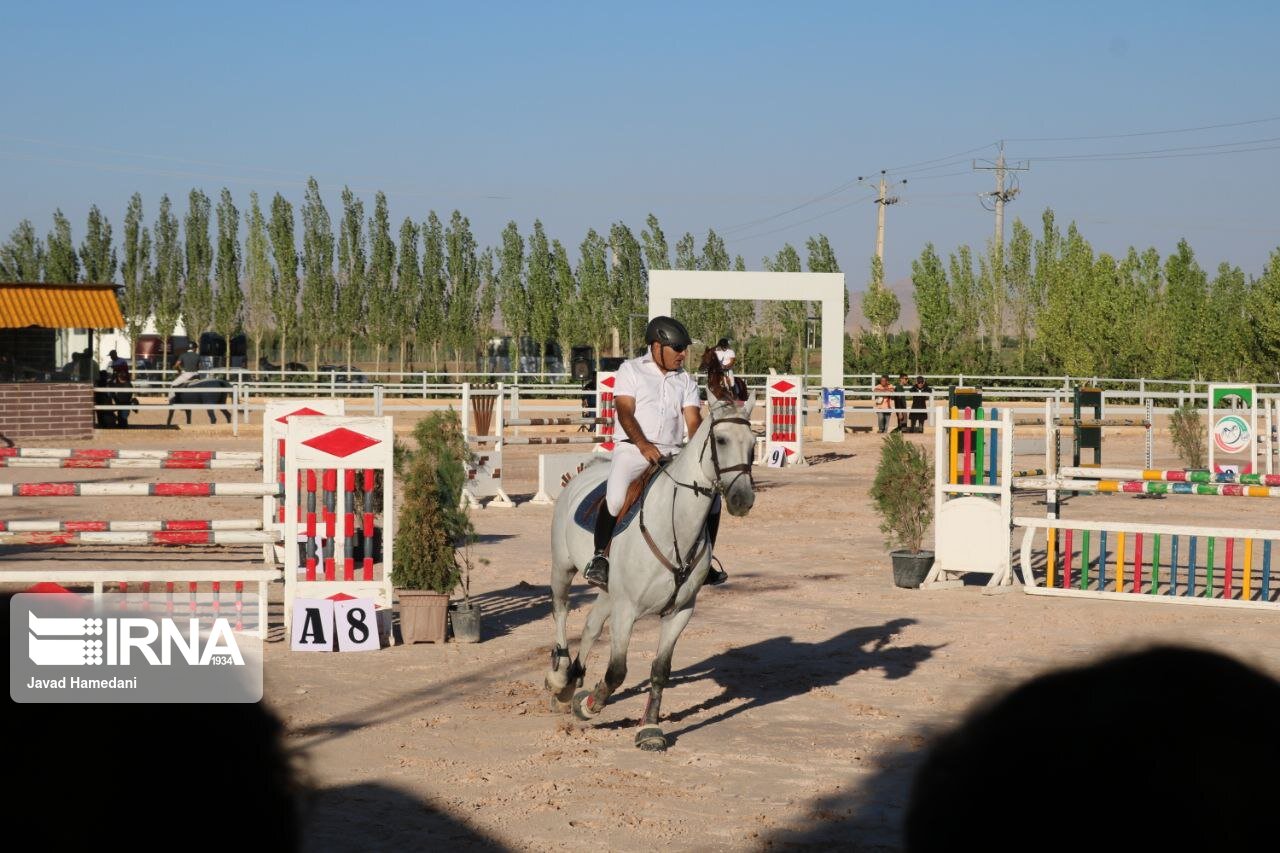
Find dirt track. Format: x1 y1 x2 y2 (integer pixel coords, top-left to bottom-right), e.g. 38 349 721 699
3 419 1278 851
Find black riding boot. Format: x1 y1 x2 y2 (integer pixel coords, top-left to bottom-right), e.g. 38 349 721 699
705 511 728 585
583 508 617 590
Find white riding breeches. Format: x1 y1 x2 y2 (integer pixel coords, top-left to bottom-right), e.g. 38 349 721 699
604 441 722 518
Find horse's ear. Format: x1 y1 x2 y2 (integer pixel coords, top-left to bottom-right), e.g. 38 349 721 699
741 392 756 419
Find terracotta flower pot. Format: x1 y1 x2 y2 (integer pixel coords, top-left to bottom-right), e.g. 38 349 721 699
398 590 449 643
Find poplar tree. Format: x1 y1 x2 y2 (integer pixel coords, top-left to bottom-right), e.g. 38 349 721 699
268 194 299 368
1163 239 1209 380
804 234 842 365
300 178 335 372
0 220 44 281
861 255 900 360
640 214 670 271
335 187 366 371
1247 249 1280 376
609 222 646 356
1206 262 1250 380
476 247 497 347
153 196 183 373
577 229 610 359
497 220 528 372
527 220 556 378
764 244 806 371
1005 219 1035 371
443 211 479 375
243 192 273 371
948 245 980 367
366 192 395 374
395 217 421 372
183 189 214 343
79 205 117 285
551 239 579 370
46 209 79 284
120 194 152 372
418 212 446 371
911 243 950 370
213 188 243 364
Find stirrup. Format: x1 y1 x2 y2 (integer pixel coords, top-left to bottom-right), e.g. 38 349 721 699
705 556 728 586
583 553 609 591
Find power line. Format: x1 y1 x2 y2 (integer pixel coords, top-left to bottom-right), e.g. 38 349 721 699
717 177 863 235
1005 114 1280 143
1023 135 1280 161
724 191 878 245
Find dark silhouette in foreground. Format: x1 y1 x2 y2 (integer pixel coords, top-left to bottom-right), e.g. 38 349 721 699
906 646 1280 852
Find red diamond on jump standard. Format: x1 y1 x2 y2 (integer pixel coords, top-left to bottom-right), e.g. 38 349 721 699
771 380 796 393
601 375 616 389
303 428 381 458
276 407 325 423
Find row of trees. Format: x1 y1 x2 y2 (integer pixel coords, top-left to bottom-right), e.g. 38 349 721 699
3 181 1277 382
0 181 845 376
873 210 1280 382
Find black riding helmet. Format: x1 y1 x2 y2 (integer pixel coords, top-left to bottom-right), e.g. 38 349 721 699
645 316 692 348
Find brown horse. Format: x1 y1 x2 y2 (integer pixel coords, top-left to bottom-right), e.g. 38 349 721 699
699 347 746 402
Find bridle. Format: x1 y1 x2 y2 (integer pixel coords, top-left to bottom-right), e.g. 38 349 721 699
638 408 755 606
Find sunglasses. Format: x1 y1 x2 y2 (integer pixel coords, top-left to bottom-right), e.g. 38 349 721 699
665 343 688 353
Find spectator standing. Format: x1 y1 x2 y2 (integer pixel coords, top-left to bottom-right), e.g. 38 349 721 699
873 375 895 434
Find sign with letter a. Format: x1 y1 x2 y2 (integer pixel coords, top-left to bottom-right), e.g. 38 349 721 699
334 599 380 652
291 599 335 651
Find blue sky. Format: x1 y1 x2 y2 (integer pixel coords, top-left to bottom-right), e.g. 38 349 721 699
3 1 1278 293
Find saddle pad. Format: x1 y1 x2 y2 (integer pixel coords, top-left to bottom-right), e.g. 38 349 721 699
572 464 664 536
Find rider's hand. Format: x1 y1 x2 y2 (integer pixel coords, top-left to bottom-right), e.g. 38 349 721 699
638 440 663 464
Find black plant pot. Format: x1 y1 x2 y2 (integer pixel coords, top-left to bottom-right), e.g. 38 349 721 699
449 602 482 643
891 550 935 589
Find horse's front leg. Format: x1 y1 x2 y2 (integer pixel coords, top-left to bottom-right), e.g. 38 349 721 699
574 601 634 722
635 606 694 751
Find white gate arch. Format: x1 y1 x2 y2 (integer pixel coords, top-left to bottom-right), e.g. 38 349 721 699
648 270 847 442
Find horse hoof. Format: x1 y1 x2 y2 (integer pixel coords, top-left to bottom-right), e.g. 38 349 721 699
634 726 667 751
572 689 599 721
547 694 572 714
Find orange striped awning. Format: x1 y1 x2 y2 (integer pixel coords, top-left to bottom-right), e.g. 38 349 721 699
0 283 125 329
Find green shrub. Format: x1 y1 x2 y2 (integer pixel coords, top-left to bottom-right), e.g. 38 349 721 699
869 432 934 554
393 411 475 593
1168 404 1206 470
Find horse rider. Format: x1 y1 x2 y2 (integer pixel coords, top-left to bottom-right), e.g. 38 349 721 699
171 342 201 387
583 316 729 591
715 336 736 384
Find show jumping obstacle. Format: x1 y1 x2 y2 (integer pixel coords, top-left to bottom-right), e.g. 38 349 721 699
931 398 1280 609
461 380 616 509
1 411 397 638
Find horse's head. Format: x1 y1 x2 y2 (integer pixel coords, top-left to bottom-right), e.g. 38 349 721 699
697 394 757 516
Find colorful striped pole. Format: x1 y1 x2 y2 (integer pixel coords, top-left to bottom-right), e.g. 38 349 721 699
0 447 261 462
0 482 281 497
0 457 260 470
0 530 278 546
0 519 261 532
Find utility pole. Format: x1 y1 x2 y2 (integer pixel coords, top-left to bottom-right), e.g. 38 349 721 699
859 171 906 264
974 142 1029 254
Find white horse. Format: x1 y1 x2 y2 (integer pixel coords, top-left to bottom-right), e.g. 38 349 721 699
545 395 757 751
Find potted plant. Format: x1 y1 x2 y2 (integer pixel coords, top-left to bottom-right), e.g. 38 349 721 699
869 432 936 588
448 546 485 644
393 411 475 643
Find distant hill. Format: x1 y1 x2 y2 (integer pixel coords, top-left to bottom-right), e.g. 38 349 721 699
845 277 917 334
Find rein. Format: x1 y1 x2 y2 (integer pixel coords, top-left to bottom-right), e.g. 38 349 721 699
637 412 754 613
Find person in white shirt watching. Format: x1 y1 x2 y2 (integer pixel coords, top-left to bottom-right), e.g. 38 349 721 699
582 316 729 591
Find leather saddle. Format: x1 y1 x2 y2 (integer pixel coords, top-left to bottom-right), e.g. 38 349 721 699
572 460 667 554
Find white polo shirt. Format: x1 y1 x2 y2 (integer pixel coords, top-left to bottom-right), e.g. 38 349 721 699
613 351 701 449
717 347 735 369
